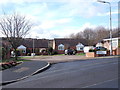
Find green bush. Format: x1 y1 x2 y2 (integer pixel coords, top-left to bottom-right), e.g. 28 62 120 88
27 53 31 56
47 47 53 55
89 49 95 52
52 50 58 55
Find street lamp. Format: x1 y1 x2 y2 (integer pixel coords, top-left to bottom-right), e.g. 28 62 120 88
32 36 39 57
97 0 113 55
33 38 35 56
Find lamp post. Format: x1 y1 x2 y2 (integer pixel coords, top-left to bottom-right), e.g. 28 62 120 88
97 0 113 55
32 36 39 57
33 38 35 57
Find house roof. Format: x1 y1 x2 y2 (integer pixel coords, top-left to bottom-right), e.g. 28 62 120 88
17 45 26 49
103 37 120 41
1 37 49 48
54 38 88 46
21 38 49 48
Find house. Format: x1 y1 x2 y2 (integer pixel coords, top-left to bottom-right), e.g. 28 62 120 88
17 38 49 55
96 31 120 55
50 38 88 54
1 37 49 56
102 37 120 55
1 37 89 56
17 45 27 56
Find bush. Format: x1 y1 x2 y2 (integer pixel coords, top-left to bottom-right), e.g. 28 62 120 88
27 53 31 56
47 47 53 55
89 49 95 52
52 50 58 55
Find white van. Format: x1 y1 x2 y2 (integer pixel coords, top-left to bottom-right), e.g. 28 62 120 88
83 46 94 53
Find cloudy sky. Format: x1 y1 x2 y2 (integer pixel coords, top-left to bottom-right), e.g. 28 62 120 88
0 0 119 39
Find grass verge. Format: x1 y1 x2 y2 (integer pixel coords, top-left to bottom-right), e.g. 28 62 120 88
1 57 31 63
76 53 85 56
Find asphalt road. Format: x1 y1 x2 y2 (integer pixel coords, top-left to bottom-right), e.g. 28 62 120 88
2 61 49 83
3 56 119 88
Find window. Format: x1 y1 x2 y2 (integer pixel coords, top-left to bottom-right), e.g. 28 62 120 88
22 50 26 53
58 44 64 50
112 40 118 48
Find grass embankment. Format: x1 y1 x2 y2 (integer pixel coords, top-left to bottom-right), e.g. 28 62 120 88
1 57 31 63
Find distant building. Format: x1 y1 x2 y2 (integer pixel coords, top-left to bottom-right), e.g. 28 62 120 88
1 37 89 56
103 37 120 55
50 38 88 54
18 38 49 55
96 36 120 55
1 37 49 56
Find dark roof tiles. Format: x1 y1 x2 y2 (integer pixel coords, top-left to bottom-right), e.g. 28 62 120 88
21 38 49 48
54 38 88 46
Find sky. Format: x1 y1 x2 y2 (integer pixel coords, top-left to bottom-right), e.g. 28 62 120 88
0 0 119 39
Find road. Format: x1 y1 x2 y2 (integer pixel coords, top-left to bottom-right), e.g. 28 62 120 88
3 56 119 88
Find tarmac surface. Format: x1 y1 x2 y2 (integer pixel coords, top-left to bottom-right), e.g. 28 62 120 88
1 55 119 87
1 61 50 85
2 56 119 88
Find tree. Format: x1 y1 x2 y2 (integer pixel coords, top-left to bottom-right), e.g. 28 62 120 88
47 47 53 55
82 28 97 45
94 26 109 44
0 13 32 61
68 26 117 46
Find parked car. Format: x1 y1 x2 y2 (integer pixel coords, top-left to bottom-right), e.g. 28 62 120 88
64 49 77 55
83 46 94 53
65 49 68 55
94 46 107 51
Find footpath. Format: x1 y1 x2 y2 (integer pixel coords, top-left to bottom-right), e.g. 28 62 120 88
1 61 50 85
28 55 119 63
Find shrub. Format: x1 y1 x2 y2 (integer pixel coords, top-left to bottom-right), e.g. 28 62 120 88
89 49 95 52
52 50 58 55
27 53 31 56
47 47 53 55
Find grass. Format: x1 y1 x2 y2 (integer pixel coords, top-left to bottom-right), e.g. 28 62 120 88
0 53 85 63
0 58 14 63
52 54 65 56
1 57 31 63
18 56 33 59
76 53 85 56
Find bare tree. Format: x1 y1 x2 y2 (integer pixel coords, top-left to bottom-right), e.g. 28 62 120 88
68 32 83 39
95 26 109 43
82 28 97 45
68 26 118 46
69 33 76 38
0 13 32 60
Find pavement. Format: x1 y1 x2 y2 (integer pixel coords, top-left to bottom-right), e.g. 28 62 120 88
27 55 119 63
1 61 50 85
